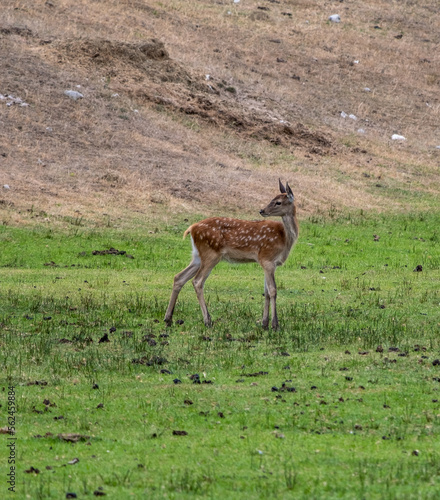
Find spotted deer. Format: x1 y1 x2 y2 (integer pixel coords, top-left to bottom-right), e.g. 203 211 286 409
164 180 299 330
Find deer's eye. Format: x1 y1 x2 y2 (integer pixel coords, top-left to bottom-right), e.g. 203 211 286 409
275 201 282 205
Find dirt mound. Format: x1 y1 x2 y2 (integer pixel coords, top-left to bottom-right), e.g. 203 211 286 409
55 38 204 88
54 37 332 153
142 89 333 153
59 38 169 64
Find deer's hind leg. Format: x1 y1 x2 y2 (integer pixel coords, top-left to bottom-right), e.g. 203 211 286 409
192 251 222 327
164 248 201 326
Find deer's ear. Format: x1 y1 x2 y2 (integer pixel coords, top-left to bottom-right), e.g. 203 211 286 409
286 182 294 202
279 178 286 194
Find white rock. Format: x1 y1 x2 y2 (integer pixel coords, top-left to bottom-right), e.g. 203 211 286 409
234 0 240 3
3 184 10 190
205 75 210 81
353 60 359 64
111 93 119 98
328 14 341 23
364 87 371 92
64 90 84 100
340 111 348 118
391 134 406 141
2 94 28 106
357 128 365 134
349 114 357 120
436 145 440 150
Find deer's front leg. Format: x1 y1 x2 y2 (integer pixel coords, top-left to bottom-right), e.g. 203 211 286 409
262 278 270 330
261 263 278 330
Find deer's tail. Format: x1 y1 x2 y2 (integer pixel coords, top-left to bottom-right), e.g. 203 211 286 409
183 226 193 240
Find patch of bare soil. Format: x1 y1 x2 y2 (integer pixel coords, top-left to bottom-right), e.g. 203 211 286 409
0 0 439 223
54 36 332 153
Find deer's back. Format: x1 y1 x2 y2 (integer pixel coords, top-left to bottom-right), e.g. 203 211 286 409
187 217 286 263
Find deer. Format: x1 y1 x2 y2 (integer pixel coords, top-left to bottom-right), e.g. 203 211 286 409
164 179 299 330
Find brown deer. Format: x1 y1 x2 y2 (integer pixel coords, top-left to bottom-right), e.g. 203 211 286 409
164 180 299 330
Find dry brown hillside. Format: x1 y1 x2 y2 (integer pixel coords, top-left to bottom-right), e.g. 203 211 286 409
0 0 439 226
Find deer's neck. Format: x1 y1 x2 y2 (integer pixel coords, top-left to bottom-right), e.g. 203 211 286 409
280 207 299 261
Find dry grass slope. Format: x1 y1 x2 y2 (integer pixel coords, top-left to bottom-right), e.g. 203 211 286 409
0 0 439 225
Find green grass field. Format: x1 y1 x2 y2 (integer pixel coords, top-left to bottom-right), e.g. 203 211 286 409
1 211 439 499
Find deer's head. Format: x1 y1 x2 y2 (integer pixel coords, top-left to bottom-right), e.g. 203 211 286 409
259 179 295 218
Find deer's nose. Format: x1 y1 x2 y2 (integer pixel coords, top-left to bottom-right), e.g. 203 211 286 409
259 209 265 216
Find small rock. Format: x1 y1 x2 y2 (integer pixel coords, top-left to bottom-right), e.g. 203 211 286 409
3 184 10 190
391 134 406 141
64 90 84 101
328 14 341 23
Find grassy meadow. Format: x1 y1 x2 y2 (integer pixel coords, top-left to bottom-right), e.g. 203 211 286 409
1 210 439 499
